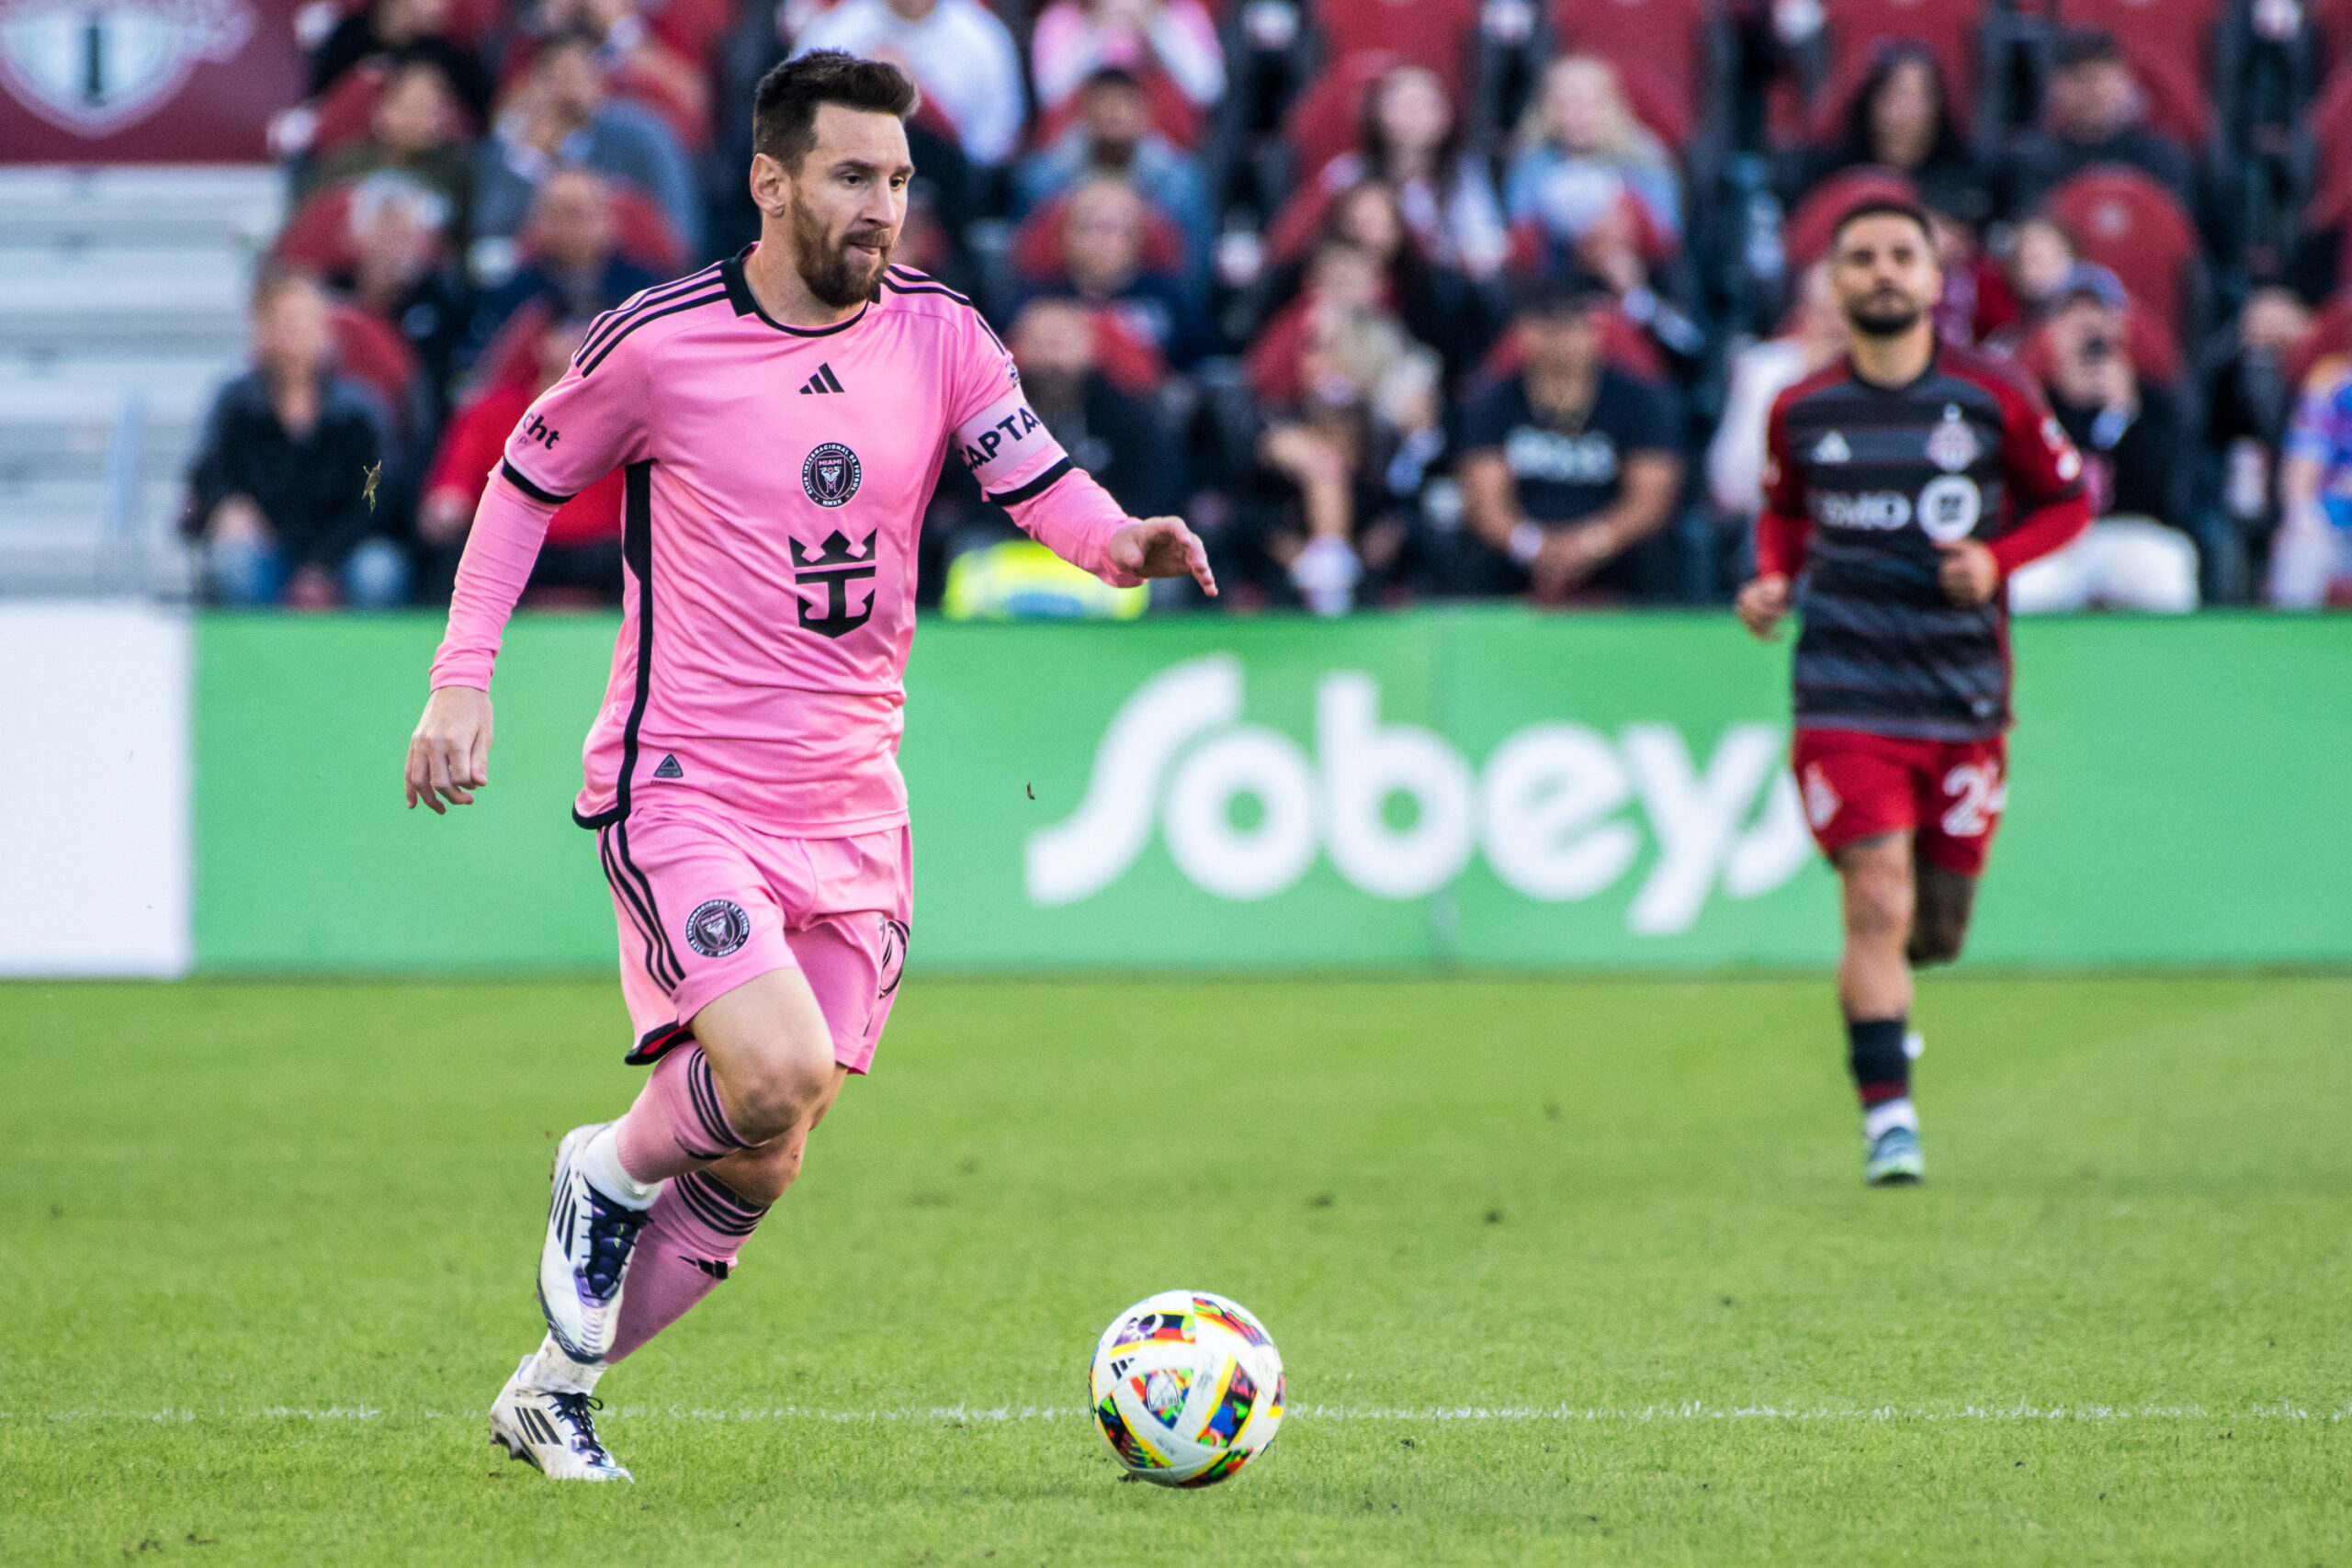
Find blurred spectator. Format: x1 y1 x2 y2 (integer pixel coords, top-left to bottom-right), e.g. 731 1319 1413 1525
300 56 475 239
2011 265 2199 613
1264 179 1491 381
185 274 410 609
1010 297 1180 518
420 313 625 603
1024 177 1212 372
1787 43 1989 228
1553 191 1705 377
1980 216 2077 351
1288 64 1507 283
472 32 698 262
336 171 471 417
309 0 494 123
1249 240 1445 615
1030 0 1224 123
1505 55 1681 252
469 168 662 360
1708 262 1845 520
1455 276 1681 604
791 0 1027 166
2271 369 2352 607
1016 68 1212 272
2003 28 2196 216
534 0 712 150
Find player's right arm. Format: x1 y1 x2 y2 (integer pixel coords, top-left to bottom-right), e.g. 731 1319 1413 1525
406 310 652 813
1736 389 1809 640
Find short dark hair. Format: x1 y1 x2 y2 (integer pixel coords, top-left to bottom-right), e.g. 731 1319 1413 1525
1515 271 1613 320
2052 27 2123 72
752 51 920 173
1833 197 1935 250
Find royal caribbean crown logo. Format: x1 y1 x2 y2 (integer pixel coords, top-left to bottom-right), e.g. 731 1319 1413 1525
0 0 251 135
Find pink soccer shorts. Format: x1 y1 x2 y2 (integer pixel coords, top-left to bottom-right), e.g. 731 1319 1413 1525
594 803 911 1074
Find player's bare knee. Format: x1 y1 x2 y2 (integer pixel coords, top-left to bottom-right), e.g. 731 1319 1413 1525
718 1042 835 1145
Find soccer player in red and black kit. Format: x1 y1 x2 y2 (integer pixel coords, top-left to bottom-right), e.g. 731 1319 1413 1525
1735 200 2092 1185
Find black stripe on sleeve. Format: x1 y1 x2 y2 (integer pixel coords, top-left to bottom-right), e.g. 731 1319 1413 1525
572 265 723 365
986 457 1075 507
500 459 573 506
578 289 729 376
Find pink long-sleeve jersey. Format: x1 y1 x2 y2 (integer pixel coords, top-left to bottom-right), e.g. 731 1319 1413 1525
431 250 1139 835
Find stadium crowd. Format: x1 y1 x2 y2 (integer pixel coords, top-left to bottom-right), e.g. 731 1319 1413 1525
184 0 2352 614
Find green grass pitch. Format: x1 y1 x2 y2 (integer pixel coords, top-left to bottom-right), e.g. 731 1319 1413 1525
4 974 2347 1564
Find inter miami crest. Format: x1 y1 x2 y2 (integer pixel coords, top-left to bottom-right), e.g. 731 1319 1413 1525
790 529 878 637
684 898 750 958
0 0 253 135
801 441 862 508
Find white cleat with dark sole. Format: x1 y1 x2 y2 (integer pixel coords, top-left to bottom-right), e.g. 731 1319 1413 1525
489 1356 632 1481
537 1122 653 1364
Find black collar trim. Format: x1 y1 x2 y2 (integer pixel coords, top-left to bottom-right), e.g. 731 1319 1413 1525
722 245 870 337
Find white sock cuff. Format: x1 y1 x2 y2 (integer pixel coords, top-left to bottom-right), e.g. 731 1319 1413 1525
582 1124 662 1209
526 1335 605 1393
1864 1098 1919 1139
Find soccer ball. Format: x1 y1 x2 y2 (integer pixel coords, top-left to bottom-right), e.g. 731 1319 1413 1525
1088 1289 1283 1487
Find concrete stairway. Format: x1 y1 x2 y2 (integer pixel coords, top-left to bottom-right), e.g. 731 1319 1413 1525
0 165 284 597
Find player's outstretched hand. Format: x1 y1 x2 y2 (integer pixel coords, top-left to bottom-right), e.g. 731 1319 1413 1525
1936 539 2001 607
1734 572 1792 640
1109 516 1218 598
406 685 493 815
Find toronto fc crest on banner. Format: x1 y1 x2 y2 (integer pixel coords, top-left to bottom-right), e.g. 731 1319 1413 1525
0 0 253 135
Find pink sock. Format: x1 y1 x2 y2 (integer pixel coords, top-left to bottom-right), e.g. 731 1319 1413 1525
607 1169 770 1363
615 1043 754 1184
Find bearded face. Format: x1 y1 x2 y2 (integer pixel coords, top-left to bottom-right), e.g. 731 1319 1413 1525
786 182 895 310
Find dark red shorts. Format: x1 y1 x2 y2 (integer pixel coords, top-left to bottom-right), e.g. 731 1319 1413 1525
1790 728 2008 876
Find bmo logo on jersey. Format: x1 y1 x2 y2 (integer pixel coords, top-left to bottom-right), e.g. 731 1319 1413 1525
1814 491 1913 530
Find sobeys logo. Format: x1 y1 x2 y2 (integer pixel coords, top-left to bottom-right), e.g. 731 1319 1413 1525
1024 655 1812 934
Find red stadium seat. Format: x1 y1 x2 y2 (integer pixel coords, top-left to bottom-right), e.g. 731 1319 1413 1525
1546 0 1716 149
2043 165 2199 344
1781 167 1919 272
2053 0 2220 146
1281 50 1403 191
274 182 364 274
1311 0 1476 97
306 60 390 159
328 301 424 423
2301 68 2352 240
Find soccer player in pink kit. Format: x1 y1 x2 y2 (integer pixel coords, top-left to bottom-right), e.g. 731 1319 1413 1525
402 53 1215 1482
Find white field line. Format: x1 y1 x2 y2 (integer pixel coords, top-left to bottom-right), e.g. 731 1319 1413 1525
5 1402 2347 1425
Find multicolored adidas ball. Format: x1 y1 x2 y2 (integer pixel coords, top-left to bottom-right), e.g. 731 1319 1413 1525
1088 1289 1283 1487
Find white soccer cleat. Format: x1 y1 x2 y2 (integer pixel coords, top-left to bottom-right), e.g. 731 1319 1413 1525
537 1123 652 1364
489 1356 632 1481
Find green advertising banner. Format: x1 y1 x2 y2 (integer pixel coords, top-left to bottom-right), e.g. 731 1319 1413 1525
195 610 2352 973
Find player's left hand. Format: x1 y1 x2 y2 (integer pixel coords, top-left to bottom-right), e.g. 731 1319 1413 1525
1109 516 1218 597
1936 539 2001 607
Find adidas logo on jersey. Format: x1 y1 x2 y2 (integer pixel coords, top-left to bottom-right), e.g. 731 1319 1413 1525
652 754 684 779
1811 431 1851 464
798 364 846 395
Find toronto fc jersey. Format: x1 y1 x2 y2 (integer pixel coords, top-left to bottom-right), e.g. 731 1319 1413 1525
430 248 1132 835
1759 344 2087 742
